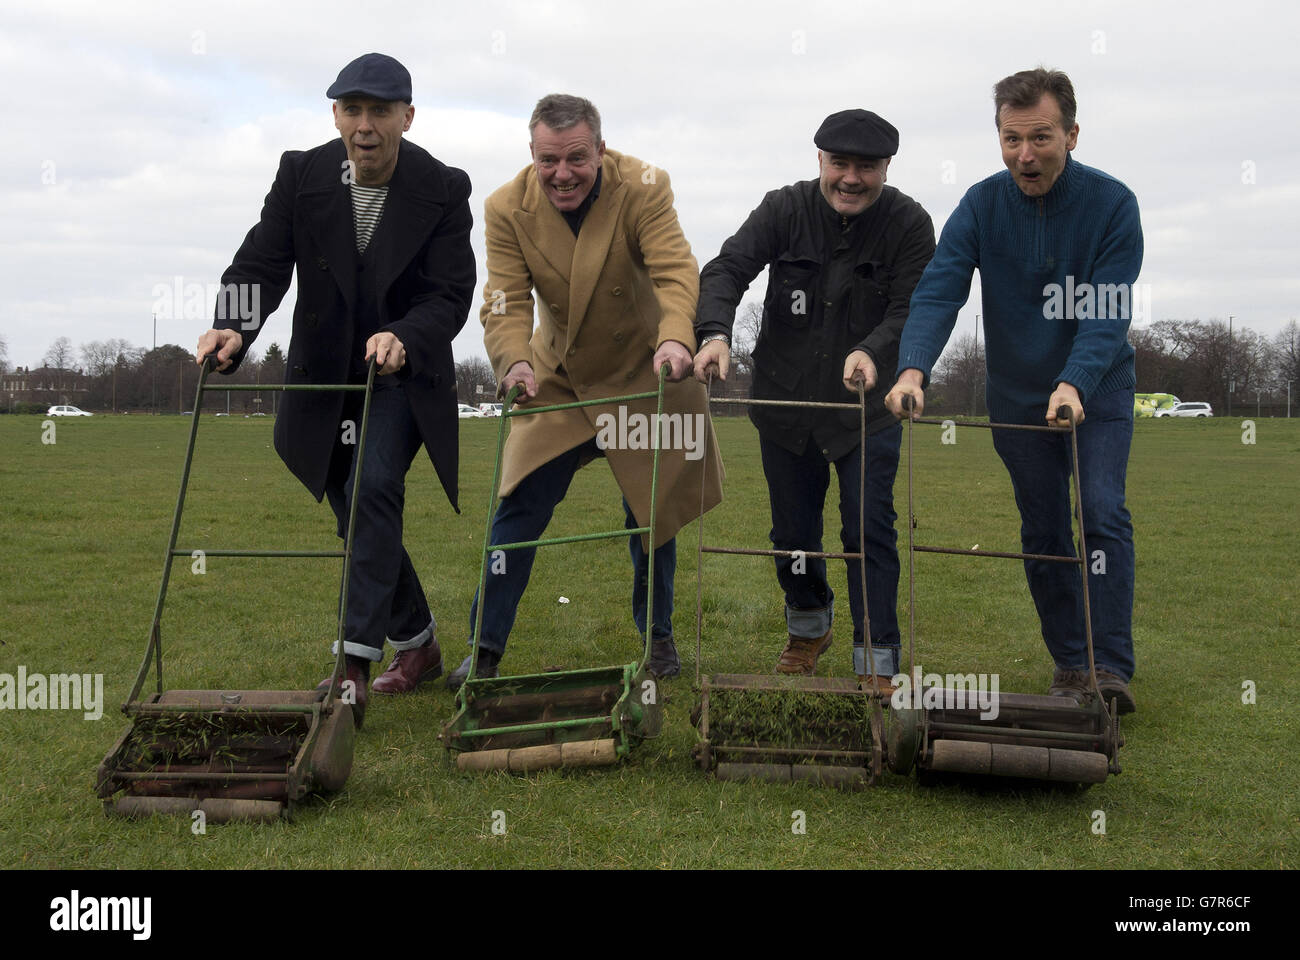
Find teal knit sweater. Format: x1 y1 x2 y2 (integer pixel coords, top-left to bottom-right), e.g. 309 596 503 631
897 153 1143 423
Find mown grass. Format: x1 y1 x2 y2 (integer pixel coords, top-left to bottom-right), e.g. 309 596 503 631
0 411 1296 868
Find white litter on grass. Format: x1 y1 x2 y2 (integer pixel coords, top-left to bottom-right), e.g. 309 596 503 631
971 544 979 550
558 596 570 604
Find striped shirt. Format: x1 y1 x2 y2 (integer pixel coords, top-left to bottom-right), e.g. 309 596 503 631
350 183 388 253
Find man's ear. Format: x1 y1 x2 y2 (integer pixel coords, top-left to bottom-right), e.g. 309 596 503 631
1066 122 1079 151
332 100 341 132
402 103 414 132
597 140 606 161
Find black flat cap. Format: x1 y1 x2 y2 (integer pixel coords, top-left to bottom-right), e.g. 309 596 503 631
814 109 899 159
326 53 412 102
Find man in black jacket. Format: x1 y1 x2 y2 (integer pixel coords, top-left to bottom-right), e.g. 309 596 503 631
694 109 934 680
195 54 476 726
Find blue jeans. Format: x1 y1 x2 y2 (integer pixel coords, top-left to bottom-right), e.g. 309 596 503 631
758 425 902 666
468 438 675 658
324 380 434 662
990 388 1135 681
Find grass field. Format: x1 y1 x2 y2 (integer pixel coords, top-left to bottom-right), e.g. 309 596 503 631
1 410 1296 869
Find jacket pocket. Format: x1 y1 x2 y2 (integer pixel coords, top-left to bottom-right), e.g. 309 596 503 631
764 256 818 329
751 335 803 395
849 263 890 340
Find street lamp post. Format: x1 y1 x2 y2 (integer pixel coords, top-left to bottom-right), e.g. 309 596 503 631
1288 379 1295 419
1227 315 1233 418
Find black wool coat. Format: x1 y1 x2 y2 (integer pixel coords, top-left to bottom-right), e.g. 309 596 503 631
213 138 476 509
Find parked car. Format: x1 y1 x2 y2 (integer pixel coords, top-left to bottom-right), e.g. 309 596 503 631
478 403 503 417
457 404 484 419
1155 401 1213 418
46 405 92 416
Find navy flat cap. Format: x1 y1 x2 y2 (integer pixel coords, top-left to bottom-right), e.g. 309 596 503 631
814 109 899 159
326 53 412 102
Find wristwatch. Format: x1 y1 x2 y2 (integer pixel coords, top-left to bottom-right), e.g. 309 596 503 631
700 333 731 348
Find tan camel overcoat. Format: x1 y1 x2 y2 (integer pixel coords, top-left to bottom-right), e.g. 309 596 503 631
481 149 723 547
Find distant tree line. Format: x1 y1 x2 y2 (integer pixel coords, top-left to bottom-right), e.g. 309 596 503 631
4 336 286 414
18 315 1299 419
927 318 1300 418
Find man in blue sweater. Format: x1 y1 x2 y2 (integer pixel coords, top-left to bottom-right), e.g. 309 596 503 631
885 67 1143 714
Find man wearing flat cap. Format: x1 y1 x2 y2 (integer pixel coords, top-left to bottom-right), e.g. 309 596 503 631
195 53 476 726
694 109 934 680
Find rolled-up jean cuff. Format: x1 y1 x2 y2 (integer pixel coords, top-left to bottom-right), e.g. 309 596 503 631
853 644 899 676
786 603 832 639
388 619 435 652
331 640 384 662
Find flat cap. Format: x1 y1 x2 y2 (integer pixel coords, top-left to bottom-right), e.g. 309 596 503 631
814 109 899 159
326 53 412 102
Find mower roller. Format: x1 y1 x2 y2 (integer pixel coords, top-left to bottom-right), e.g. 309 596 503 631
885 400 1122 786
691 384 888 789
96 359 374 822
440 370 673 772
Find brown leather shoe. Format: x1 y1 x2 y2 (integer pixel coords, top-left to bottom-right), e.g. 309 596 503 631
775 629 833 675
859 674 897 695
371 638 443 695
317 658 369 729
1047 667 1090 705
1095 669 1137 715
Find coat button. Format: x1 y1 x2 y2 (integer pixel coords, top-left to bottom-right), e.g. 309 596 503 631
305 312 318 326
549 303 561 313
568 347 576 356
613 331 624 342
316 257 329 270
293 364 308 375
612 287 623 296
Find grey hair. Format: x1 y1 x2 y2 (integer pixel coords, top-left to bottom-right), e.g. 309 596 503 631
529 93 602 143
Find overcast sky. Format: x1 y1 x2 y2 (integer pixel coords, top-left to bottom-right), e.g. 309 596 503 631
3 0 1297 371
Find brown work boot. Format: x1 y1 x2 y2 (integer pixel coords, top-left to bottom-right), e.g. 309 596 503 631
1047 667 1090 705
1095 669 1137 715
317 657 370 729
775 628 833 675
371 637 443 694
859 675 897 695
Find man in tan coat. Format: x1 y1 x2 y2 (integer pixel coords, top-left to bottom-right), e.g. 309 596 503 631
447 94 722 689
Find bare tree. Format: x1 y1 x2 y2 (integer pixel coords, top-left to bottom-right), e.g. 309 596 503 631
43 336 75 371
0 334 7 373
1272 320 1299 397
930 333 986 416
455 356 496 403
731 302 763 376
80 340 117 378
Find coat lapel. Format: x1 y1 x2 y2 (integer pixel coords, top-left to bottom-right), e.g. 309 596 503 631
515 174 576 283
368 140 447 300
567 154 626 342
299 144 358 310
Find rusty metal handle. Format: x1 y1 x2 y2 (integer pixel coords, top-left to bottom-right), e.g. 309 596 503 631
1056 405 1073 422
